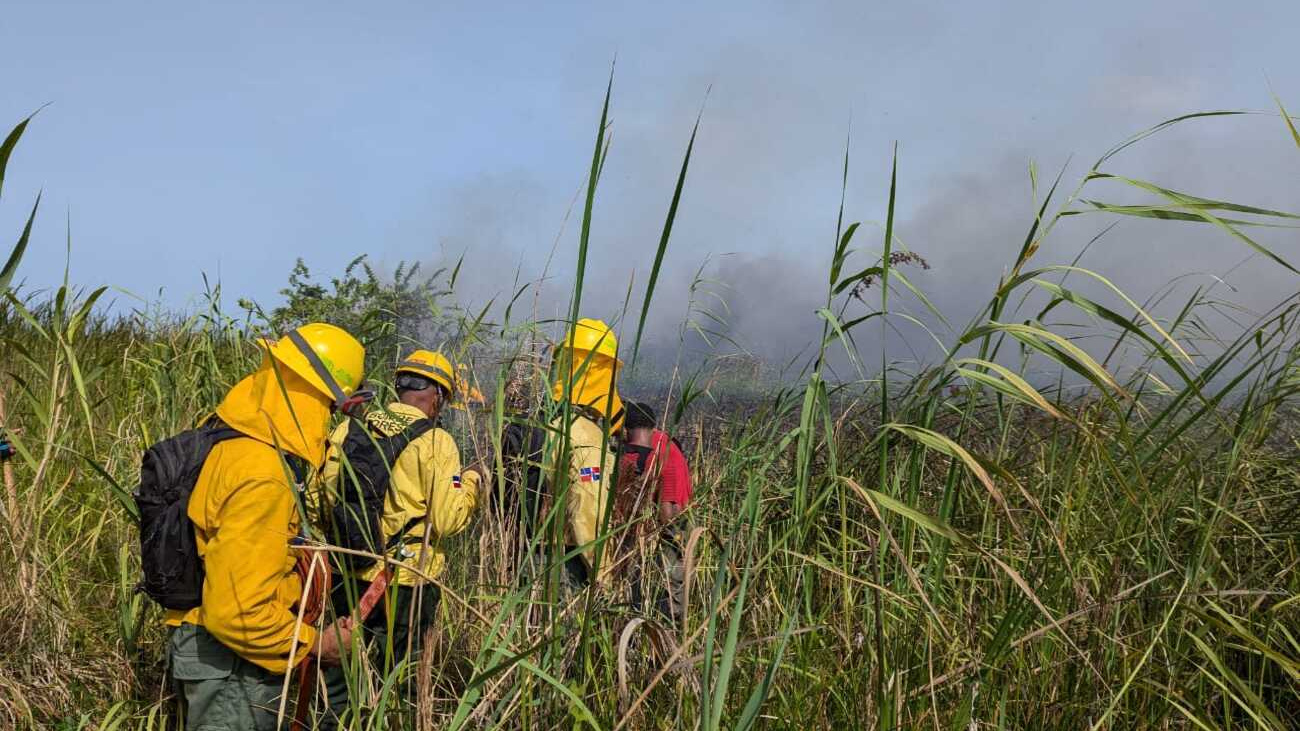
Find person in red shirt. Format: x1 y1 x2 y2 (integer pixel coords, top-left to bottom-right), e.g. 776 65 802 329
621 402 692 518
619 401 691 621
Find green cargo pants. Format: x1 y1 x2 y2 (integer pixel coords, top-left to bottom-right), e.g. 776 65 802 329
169 623 285 731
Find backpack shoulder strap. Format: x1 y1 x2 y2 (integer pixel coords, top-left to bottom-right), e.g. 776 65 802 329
205 419 310 480
345 413 434 452
379 418 439 549
395 417 436 448
373 416 436 464
623 443 654 474
202 417 245 444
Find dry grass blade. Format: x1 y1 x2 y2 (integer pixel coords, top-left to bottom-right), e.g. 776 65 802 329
616 617 647 711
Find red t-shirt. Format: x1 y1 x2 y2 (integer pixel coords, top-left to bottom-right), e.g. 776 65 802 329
620 429 692 506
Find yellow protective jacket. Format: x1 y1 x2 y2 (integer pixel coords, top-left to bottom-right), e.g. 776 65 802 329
317 402 479 586
164 357 332 674
544 412 617 581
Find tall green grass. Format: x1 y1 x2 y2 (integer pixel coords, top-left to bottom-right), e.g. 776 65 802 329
0 94 1298 730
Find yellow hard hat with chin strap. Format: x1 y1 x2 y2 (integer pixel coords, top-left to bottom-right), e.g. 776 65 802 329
395 349 456 393
259 323 365 409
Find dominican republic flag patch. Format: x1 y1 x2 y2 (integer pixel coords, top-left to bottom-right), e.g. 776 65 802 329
579 466 602 483
451 474 462 488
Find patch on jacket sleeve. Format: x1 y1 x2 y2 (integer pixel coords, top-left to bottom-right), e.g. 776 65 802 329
451 474 462 488
579 466 602 483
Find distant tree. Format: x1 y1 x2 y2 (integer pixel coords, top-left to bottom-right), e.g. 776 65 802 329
241 255 451 370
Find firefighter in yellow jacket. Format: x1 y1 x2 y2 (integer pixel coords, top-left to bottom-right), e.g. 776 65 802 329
165 323 363 731
314 349 481 729
543 318 623 589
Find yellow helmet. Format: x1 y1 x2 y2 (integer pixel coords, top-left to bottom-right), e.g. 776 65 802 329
559 318 621 364
395 349 456 393
259 323 365 407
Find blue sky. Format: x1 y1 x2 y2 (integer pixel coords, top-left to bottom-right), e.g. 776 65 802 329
3 1 1298 359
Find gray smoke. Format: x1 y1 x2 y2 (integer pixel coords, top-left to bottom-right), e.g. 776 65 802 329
381 12 1300 380
420 108 1298 383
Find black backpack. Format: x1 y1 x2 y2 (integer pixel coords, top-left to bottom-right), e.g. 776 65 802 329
501 418 549 539
328 416 435 572
134 420 245 610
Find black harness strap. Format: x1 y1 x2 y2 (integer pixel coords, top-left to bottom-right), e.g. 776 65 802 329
373 417 436 553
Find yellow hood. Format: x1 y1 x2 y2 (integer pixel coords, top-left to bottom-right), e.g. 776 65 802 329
215 354 333 467
551 350 624 428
